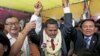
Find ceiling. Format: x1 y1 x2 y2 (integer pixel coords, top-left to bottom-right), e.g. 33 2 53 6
0 0 84 13
0 0 62 13
1 0 100 21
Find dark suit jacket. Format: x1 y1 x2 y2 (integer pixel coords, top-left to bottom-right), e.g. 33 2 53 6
63 11 100 53
38 13 72 56
70 23 100 53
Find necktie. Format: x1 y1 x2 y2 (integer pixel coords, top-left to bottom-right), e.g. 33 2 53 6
51 39 55 50
84 37 90 49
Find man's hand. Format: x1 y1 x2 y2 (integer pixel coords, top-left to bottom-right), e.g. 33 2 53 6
62 0 69 7
23 21 36 34
34 1 43 16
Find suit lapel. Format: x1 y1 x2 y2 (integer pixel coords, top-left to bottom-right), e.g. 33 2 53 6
89 35 97 49
75 33 86 49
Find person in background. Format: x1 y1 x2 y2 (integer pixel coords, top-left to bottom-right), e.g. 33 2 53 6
58 17 64 29
96 19 100 33
0 22 10 56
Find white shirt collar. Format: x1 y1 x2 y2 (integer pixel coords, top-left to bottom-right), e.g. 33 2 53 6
6 33 14 39
84 36 92 40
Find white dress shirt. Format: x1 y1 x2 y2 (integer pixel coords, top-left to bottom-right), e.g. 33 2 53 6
7 33 30 56
84 36 92 48
30 14 42 34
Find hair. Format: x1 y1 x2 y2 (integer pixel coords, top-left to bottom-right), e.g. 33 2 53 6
75 20 82 28
4 15 20 24
60 17 64 21
44 18 58 28
0 24 10 56
96 19 100 31
80 19 96 28
0 22 4 31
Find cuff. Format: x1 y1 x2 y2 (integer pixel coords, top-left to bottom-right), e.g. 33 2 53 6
30 14 40 22
63 7 71 13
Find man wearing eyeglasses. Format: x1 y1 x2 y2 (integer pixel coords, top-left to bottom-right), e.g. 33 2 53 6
4 16 30 56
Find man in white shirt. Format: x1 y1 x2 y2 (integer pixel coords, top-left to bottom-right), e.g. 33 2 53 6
4 16 37 56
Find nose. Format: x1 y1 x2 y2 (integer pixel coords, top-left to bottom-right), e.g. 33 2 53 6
51 31 55 35
87 26 91 29
11 24 17 28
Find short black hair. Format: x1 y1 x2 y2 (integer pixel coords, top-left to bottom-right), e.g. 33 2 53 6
0 31 10 56
75 20 82 28
60 17 64 21
4 15 19 24
96 19 100 31
0 22 4 31
80 19 96 28
44 18 58 28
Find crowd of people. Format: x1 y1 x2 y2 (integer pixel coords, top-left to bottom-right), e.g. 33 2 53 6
0 0 100 56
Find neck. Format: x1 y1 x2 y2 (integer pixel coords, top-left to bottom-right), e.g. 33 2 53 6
85 35 92 37
9 33 18 39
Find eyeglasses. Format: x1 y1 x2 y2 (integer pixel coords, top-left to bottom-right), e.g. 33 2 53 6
5 22 19 26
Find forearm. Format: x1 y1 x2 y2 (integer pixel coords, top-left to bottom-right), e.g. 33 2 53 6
63 0 72 29
62 7 73 37
62 0 73 39
9 28 29 56
30 14 42 34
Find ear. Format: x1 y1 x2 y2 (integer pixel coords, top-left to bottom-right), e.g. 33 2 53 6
94 27 98 32
80 28 83 32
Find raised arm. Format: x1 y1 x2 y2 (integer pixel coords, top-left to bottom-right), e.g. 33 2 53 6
30 1 42 34
9 21 36 56
28 1 43 45
28 1 43 56
61 0 73 38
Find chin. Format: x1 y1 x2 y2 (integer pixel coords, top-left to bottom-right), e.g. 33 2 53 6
11 31 18 34
50 36 55 38
85 34 92 37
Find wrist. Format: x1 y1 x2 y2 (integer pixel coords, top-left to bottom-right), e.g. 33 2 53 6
63 7 71 13
21 27 29 36
34 12 40 16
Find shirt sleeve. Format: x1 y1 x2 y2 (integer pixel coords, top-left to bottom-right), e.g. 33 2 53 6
30 14 42 34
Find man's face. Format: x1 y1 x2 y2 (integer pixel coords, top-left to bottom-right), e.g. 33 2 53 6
5 17 20 34
45 24 58 38
81 21 96 36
